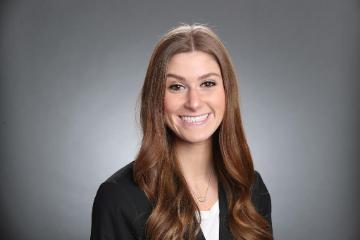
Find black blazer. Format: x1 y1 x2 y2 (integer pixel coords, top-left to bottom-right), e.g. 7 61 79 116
90 161 272 240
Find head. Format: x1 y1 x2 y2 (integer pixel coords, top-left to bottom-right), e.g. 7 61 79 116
140 24 241 150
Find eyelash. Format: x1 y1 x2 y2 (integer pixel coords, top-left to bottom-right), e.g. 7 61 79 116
202 81 216 88
168 81 216 91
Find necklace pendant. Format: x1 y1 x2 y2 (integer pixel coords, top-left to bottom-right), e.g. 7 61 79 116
197 197 206 202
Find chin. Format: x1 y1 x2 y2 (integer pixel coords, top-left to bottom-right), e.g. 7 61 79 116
178 133 213 144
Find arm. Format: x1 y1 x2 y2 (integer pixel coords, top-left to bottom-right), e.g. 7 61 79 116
90 182 138 240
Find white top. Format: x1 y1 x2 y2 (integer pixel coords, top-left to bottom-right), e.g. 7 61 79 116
197 200 220 240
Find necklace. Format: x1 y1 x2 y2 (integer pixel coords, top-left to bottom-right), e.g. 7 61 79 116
190 171 212 203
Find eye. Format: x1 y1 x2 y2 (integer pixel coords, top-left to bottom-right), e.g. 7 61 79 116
168 84 185 92
201 81 216 88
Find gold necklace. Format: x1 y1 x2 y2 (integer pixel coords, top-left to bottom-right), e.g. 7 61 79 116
191 172 212 203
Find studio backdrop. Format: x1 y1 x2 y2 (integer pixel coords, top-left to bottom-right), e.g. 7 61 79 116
1 0 359 239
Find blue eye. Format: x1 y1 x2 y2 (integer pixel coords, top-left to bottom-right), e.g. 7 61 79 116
202 81 216 88
168 84 184 91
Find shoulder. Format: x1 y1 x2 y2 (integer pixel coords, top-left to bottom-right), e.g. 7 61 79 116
93 161 151 215
251 170 271 208
91 161 151 239
104 160 138 191
251 170 270 196
251 170 272 231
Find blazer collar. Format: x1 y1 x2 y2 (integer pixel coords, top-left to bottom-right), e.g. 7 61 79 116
196 181 233 240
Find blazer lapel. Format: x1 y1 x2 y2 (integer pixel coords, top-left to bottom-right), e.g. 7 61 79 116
196 182 233 240
196 230 206 240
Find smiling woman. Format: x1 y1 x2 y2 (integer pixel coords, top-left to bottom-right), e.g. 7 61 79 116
164 51 226 144
90 24 273 240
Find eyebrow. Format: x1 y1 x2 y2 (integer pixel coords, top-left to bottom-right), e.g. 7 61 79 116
166 72 221 81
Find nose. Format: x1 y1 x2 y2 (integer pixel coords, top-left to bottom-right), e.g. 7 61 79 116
184 88 202 110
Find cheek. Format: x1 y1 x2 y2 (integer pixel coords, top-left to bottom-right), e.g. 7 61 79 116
163 95 177 117
163 96 180 129
221 95 226 112
214 91 226 113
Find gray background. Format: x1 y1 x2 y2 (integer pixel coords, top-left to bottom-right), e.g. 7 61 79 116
1 0 359 239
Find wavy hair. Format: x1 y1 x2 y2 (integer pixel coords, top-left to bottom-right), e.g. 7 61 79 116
133 24 272 240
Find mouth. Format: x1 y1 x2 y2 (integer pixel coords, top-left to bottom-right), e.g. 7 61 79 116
179 113 210 125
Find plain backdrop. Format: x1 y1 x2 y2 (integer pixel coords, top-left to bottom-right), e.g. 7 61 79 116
1 0 359 239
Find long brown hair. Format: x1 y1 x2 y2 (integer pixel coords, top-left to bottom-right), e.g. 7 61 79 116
133 24 272 240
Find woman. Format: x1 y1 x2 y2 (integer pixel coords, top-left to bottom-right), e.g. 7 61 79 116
90 24 272 240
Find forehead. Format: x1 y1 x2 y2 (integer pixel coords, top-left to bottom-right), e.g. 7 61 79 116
166 51 221 77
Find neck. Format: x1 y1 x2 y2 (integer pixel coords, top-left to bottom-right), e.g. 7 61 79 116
174 138 215 181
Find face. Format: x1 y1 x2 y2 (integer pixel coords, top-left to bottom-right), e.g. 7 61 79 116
164 51 226 145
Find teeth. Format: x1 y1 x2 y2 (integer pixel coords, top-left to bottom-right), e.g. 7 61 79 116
180 113 209 123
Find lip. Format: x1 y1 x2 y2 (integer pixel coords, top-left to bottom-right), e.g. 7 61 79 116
179 113 209 117
178 113 210 126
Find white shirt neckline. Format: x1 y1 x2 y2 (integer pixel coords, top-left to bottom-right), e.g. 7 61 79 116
199 199 219 219
198 199 220 240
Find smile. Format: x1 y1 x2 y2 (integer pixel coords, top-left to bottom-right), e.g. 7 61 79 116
179 113 210 125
